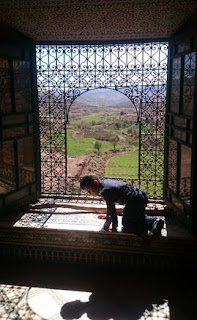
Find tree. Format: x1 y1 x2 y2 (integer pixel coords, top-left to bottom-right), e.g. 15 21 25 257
110 135 119 151
114 122 121 130
94 140 102 153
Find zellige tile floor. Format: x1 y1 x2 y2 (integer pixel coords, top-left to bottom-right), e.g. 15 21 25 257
0 261 196 320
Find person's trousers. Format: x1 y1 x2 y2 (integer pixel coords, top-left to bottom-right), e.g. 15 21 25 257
121 200 156 235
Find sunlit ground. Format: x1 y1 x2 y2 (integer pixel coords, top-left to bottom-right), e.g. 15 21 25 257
3 197 194 238
11 198 167 236
0 284 170 320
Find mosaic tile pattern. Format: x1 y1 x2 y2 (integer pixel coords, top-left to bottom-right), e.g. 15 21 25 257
1 197 194 239
0 284 171 320
7 198 167 235
0 0 197 41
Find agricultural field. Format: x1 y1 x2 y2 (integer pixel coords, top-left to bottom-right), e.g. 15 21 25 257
105 150 138 178
67 103 139 177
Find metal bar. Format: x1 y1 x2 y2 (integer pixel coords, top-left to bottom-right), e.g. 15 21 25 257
191 50 197 233
31 44 41 195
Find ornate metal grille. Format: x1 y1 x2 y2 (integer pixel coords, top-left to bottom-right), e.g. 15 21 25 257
36 42 168 199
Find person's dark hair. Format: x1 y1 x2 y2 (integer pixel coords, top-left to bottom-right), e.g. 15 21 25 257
80 173 99 189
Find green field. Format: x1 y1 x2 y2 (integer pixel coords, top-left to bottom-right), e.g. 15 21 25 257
105 150 138 178
67 130 118 156
41 106 164 197
79 114 105 123
67 129 139 179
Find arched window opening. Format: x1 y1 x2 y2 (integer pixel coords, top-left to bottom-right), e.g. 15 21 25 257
36 42 168 199
67 88 139 180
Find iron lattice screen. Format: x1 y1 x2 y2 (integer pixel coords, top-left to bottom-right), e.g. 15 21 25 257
36 42 168 199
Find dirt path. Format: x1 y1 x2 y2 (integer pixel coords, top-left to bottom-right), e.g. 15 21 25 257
67 155 100 177
67 156 87 176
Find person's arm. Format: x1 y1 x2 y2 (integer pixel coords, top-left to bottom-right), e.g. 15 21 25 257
101 215 112 231
105 200 118 232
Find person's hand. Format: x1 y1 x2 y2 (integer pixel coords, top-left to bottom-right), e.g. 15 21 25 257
99 226 110 232
97 214 108 220
99 226 117 232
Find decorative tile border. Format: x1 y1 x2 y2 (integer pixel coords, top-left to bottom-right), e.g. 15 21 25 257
0 226 197 271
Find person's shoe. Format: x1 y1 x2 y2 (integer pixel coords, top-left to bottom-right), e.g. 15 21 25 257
151 219 164 236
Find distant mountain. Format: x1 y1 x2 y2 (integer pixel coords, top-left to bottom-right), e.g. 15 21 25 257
73 89 134 108
39 85 166 109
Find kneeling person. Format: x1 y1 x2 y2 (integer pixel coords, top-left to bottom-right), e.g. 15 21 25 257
80 173 164 236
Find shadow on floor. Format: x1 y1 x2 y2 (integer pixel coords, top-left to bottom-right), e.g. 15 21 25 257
0 261 196 319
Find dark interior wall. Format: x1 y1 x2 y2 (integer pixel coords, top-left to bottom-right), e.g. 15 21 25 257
0 23 40 214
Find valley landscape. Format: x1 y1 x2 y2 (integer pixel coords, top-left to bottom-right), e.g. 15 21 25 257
66 89 139 178
39 87 165 197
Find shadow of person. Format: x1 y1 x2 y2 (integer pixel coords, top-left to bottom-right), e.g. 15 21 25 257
60 299 87 320
60 289 165 320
